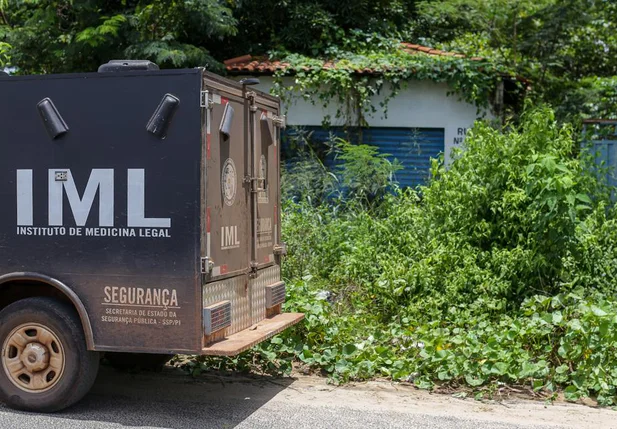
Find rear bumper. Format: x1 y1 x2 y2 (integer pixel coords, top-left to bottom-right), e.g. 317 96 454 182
201 312 304 356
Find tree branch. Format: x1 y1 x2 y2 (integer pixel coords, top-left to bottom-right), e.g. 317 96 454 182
0 9 11 28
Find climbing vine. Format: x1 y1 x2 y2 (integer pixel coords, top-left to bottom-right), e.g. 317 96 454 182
269 34 519 127
0 42 10 68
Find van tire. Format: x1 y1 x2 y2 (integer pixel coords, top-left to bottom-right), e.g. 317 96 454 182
0 297 100 412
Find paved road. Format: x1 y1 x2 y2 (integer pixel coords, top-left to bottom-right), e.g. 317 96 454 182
0 366 613 429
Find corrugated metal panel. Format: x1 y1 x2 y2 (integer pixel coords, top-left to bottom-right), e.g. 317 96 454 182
586 140 617 191
582 122 617 198
362 128 444 188
282 126 444 187
281 127 345 160
280 127 345 174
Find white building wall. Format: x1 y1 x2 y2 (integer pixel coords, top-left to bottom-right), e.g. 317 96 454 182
241 76 493 165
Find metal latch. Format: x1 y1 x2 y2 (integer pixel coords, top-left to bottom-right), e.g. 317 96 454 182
200 91 214 109
272 115 286 129
273 242 287 256
201 257 214 274
245 176 266 192
246 90 258 112
248 260 260 277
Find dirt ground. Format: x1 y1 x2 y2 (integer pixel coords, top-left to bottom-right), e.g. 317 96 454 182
1 365 614 429
274 373 616 429
169 356 616 428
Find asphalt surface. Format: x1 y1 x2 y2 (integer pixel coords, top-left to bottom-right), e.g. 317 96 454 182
0 366 612 429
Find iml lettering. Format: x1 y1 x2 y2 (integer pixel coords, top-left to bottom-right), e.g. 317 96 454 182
221 225 240 249
16 169 171 228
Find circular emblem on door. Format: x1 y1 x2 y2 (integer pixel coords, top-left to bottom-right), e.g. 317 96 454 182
221 158 237 206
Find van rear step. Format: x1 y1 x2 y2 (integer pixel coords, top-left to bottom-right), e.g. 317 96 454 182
201 313 304 356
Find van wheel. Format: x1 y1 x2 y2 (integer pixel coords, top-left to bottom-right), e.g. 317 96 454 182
105 352 172 371
0 297 100 412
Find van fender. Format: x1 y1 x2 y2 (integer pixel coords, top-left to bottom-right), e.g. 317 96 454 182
0 272 95 350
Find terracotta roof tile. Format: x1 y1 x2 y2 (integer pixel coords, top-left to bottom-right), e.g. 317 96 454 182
223 55 252 66
399 42 473 59
225 42 479 75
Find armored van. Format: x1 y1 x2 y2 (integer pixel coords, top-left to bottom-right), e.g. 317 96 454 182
0 61 303 412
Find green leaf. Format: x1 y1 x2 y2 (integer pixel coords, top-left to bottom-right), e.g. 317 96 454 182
591 306 608 317
569 319 583 331
335 359 350 374
342 344 357 356
555 364 569 374
564 386 580 401
415 378 434 390
492 362 508 375
438 370 450 380
572 374 587 389
556 163 570 173
575 193 592 204
464 374 485 387
526 164 536 175
520 361 537 378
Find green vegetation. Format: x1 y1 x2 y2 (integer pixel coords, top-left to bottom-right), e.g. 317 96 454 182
3 0 617 406
2 1 616 120
269 38 509 127
416 0 617 121
191 107 617 405
0 1 236 74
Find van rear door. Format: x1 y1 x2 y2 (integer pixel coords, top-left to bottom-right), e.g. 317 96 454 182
248 92 282 270
203 76 250 279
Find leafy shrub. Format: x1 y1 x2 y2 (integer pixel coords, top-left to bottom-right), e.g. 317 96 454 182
281 128 401 207
196 106 617 405
558 76 617 121
281 128 338 205
334 138 402 206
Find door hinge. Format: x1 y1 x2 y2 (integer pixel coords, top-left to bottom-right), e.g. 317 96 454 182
201 257 214 274
272 114 286 129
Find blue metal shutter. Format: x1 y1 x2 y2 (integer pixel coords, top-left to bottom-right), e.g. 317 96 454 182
361 128 444 188
582 122 617 198
590 140 617 189
280 126 347 166
282 127 444 188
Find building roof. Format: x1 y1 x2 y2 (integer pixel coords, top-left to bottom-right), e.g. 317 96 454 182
582 119 617 124
224 43 483 75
